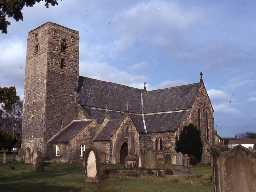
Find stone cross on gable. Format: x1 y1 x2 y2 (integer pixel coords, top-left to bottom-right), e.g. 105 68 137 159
144 82 147 91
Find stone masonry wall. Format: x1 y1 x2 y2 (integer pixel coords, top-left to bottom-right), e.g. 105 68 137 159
53 121 98 162
140 132 176 169
184 81 214 163
22 22 79 157
45 23 79 141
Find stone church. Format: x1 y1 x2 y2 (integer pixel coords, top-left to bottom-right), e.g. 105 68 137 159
21 22 214 168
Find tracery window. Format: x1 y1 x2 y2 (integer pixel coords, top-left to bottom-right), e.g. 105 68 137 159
205 111 209 140
159 138 163 151
198 109 201 129
155 138 158 151
155 138 164 151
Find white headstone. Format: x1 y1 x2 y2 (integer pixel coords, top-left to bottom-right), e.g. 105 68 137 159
87 151 97 178
139 155 142 168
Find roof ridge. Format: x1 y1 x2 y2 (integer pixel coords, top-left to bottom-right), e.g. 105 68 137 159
79 76 143 91
79 76 200 92
149 82 200 92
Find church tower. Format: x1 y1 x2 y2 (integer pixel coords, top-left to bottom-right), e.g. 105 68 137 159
22 22 79 159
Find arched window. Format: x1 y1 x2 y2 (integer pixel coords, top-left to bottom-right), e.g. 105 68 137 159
34 33 39 55
56 145 60 157
159 138 163 151
198 109 201 129
60 39 67 52
60 58 65 69
34 44 39 54
155 138 158 151
80 144 86 157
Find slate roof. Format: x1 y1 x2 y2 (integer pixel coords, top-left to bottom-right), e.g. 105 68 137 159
78 76 142 113
94 118 124 141
130 110 190 133
78 76 200 114
50 120 92 143
78 76 201 136
143 84 200 113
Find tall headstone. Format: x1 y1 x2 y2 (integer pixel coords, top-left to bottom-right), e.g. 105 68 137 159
87 151 97 178
85 149 100 183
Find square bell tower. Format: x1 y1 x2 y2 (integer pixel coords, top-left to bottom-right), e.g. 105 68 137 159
22 22 79 159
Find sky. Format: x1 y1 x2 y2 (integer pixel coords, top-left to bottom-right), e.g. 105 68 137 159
0 0 256 137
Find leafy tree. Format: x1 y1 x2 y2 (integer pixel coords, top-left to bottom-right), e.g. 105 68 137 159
176 124 203 164
0 130 17 149
0 0 60 33
0 86 19 111
244 132 256 139
235 132 256 139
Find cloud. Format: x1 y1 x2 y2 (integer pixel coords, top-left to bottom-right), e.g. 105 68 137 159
208 89 239 114
0 39 26 95
208 89 228 101
113 0 203 52
248 97 256 102
128 62 147 71
153 80 187 90
80 60 146 89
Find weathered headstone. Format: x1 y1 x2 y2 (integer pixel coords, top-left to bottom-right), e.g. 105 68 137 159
176 152 183 166
183 154 190 168
87 151 97 178
213 145 256 192
84 149 100 182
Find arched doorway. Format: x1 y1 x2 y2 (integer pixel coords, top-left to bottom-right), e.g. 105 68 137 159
120 142 128 165
86 151 97 179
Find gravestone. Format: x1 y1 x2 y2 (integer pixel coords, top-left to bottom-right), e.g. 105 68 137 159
183 154 190 168
176 152 183 166
87 151 97 178
84 149 100 182
32 150 43 171
213 145 256 192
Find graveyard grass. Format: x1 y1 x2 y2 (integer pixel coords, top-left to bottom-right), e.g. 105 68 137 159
0 162 212 192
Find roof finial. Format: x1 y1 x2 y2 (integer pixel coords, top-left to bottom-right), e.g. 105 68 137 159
144 82 147 91
200 72 203 82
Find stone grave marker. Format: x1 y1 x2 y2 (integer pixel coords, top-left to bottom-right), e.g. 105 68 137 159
213 145 256 192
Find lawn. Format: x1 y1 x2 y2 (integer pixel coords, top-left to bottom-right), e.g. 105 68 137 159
0 162 212 192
